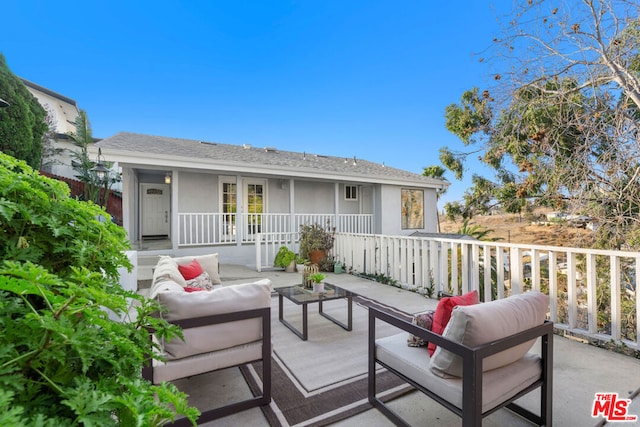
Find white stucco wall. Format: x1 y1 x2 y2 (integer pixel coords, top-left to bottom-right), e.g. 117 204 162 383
177 171 217 212
378 184 439 236
266 179 290 212
25 87 79 134
293 181 334 213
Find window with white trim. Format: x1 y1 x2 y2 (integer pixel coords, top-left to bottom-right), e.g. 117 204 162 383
345 185 358 201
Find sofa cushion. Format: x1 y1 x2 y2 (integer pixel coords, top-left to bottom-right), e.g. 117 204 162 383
407 310 435 347
177 258 204 280
153 256 187 288
428 290 478 356
430 291 549 378
156 279 272 360
172 253 222 285
377 333 542 413
185 271 213 290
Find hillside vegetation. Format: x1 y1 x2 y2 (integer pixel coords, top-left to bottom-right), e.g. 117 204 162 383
439 209 594 248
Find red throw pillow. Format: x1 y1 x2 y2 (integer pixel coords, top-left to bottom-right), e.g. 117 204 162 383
428 290 479 356
177 258 203 280
183 286 206 293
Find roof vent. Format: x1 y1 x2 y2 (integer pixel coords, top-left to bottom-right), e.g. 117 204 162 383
243 144 252 149
352 156 357 166
264 147 277 152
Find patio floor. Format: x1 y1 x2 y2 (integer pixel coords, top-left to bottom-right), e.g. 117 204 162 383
145 264 640 426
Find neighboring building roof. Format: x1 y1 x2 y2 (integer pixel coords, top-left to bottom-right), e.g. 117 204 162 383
97 132 450 189
21 78 79 135
410 231 477 241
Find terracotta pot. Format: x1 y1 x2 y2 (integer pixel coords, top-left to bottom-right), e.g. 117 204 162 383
309 249 327 266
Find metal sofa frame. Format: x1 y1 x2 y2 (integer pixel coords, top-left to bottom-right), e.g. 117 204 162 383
368 307 553 427
143 306 271 426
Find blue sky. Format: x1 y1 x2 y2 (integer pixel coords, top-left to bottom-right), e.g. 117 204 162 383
2 1 512 207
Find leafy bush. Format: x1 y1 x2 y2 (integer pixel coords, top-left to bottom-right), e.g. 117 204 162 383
298 223 334 261
273 246 296 268
0 153 198 426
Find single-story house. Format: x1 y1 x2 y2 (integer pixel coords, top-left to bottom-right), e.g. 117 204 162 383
96 132 449 265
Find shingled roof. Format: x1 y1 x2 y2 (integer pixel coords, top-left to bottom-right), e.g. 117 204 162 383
97 132 448 188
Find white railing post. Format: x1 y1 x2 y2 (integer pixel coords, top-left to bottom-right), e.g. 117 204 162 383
586 253 597 334
610 255 621 341
256 233 262 272
567 252 577 329
483 244 491 302
510 247 522 295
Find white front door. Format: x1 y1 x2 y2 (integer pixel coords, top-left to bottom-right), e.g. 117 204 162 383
141 183 171 237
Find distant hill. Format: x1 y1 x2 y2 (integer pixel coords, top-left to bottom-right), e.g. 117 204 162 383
439 209 594 248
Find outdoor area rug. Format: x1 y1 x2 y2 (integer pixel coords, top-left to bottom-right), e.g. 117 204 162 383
239 294 416 426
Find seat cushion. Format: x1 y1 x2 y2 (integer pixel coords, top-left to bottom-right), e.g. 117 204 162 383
156 279 272 360
430 291 549 377
377 333 542 413
428 290 478 356
152 340 264 383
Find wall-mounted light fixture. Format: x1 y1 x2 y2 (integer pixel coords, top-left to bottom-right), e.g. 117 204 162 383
91 148 109 181
164 172 172 184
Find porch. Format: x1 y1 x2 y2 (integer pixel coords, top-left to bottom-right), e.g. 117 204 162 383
153 264 640 427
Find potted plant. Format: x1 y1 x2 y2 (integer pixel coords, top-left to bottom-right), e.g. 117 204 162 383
274 246 297 272
295 254 308 272
298 223 335 268
309 272 326 293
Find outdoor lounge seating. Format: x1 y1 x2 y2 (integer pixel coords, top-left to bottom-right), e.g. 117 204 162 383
142 254 272 426
368 291 553 427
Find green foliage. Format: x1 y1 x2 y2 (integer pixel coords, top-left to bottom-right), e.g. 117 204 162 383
69 111 121 207
422 165 448 199
273 246 296 268
0 53 47 169
457 219 500 242
0 153 198 425
309 273 326 283
298 223 335 260
439 3 640 249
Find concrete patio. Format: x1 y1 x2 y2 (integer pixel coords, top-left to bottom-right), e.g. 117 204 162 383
148 264 640 426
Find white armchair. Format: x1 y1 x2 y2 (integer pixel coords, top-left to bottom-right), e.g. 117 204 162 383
143 277 272 426
369 291 553 427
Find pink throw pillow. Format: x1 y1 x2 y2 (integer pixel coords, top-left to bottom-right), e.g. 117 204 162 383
428 290 479 356
177 258 203 280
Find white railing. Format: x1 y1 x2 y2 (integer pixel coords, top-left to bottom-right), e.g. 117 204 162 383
255 232 299 272
178 213 237 246
178 212 373 246
333 232 640 350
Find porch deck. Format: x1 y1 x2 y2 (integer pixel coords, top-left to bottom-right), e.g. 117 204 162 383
146 264 640 427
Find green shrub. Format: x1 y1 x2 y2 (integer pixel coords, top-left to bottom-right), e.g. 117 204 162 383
273 246 296 268
0 153 198 426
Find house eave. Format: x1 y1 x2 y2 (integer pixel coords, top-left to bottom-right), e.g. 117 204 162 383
99 148 448 190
